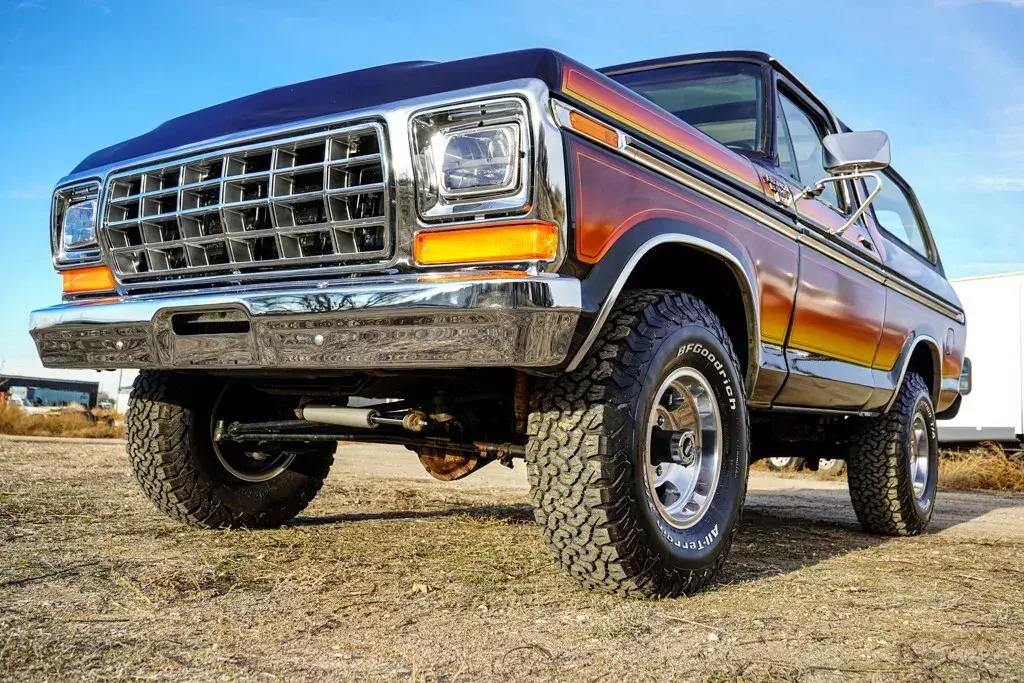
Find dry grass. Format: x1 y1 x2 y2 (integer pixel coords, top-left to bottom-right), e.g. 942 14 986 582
940 443 1024 493
753 445 1024 493
2 439 1024 681
0 403 123 439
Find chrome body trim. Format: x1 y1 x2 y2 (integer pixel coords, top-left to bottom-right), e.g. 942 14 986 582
51 180 103 268
410 97 534 220
550 100 627 150
883 334 941 412
551 100 964 324
768 405 875 418
565 233 762 395
51 79 570 291
30 274 582 370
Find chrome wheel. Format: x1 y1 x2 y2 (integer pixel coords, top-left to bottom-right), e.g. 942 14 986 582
645 367 722 529
909 405 931 503
210 382 295 483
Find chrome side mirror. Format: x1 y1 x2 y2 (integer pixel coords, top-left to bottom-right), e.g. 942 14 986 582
823 131 890 174
801 130 891 237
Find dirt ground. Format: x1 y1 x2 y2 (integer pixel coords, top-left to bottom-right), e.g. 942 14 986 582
2 437 1023 682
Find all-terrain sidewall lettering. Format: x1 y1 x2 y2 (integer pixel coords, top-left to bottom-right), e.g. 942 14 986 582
908 392 939 521
632 323 748 570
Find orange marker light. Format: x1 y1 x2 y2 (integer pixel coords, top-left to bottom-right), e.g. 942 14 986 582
568 110 621 148
62 265 116 294
414 221 559 266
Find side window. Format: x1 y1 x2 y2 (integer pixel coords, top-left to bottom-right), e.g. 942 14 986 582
873 172 931 259
775 92 839 209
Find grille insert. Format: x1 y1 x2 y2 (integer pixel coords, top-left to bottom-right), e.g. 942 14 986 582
101 124 389 282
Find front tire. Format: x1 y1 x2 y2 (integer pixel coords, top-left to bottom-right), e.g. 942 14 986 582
846 373 937 535
126 371 335 529
527 290 749 597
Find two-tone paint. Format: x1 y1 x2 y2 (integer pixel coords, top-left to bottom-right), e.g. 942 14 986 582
552 53 965 415
33 47 965 416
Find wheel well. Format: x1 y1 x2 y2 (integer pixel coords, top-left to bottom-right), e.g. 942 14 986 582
621 243 751 380
905 340 939 402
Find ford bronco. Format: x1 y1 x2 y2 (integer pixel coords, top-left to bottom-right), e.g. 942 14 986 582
31 49 968 597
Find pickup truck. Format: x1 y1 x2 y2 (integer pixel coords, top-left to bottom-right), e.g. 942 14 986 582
31 49 968 597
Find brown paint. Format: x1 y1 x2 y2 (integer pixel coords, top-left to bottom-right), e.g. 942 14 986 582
568 139 965 411
571 140 798 350
787 250 886 367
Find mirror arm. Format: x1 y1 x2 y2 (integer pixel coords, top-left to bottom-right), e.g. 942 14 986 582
800 169 884 236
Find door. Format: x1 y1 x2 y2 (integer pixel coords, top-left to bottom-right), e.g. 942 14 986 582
770 86 887 409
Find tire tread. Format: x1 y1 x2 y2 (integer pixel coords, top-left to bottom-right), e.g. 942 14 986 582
526 289 748 597
125 371 333 529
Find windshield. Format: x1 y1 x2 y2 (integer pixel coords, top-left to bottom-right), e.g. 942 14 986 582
610 61 764 155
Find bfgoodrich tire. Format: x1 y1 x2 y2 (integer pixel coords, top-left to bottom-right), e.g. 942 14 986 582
527 290 749 597
846 372 938 535
126 371 334 529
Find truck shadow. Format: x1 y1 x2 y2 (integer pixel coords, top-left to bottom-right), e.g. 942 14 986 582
291 480 1022 586
721 484 1022 583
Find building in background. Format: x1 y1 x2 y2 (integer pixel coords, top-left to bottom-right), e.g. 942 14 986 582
0 374 99 409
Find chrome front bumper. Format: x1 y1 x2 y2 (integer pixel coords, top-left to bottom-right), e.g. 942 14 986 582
29 274 582 371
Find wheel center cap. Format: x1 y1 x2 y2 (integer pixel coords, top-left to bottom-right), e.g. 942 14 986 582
672 430 697 466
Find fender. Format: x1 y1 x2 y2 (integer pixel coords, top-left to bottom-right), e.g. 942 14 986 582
565 229 762 395
883 333 941 412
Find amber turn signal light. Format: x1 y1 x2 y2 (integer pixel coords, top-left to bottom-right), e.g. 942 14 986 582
568 110 621 148
62 265 116 294
414 221 559 266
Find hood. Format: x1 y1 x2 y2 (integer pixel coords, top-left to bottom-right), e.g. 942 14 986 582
73 48 567 174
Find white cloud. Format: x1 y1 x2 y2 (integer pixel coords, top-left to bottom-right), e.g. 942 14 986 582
12 0 45 10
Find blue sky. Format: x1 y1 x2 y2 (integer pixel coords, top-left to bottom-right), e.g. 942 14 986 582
1 0 1022 392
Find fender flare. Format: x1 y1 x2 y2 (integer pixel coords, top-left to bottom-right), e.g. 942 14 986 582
884 332 941 412
565 232 762 395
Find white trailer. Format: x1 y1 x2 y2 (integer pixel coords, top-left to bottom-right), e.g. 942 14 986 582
938 272 1024 443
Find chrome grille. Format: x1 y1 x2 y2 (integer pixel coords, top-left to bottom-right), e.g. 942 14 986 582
100 123 390 282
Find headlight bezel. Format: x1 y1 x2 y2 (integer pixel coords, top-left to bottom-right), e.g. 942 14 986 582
410 97 532 220
51 180 102 268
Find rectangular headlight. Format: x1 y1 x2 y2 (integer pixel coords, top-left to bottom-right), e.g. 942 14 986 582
52 181 101 266
411 98 531 219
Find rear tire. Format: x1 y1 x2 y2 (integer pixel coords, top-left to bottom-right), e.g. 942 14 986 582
126 371 334 529
766 456 805 472
846 373 937 535
815 458 846 476
527 290 749 597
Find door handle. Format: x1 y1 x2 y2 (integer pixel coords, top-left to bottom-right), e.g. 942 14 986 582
857 235 874 251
